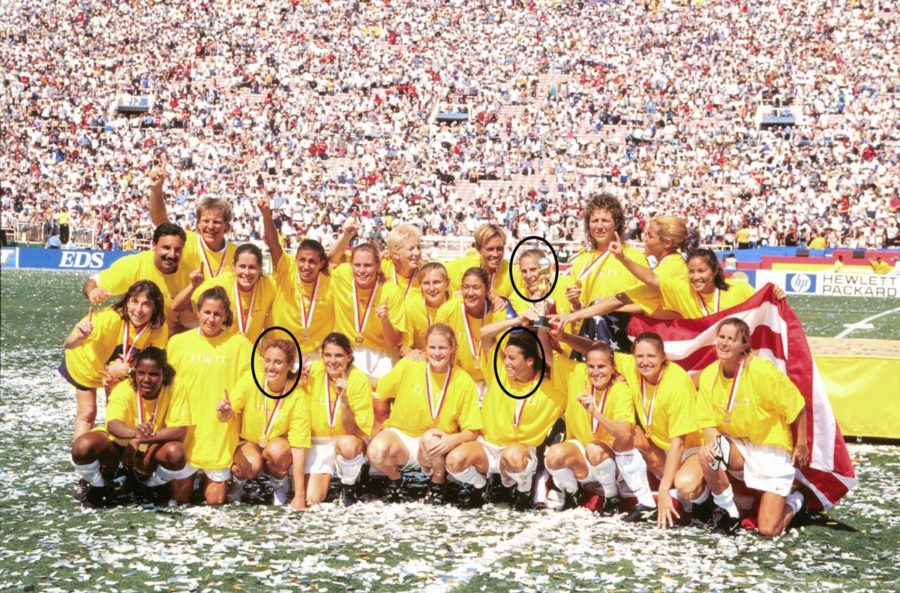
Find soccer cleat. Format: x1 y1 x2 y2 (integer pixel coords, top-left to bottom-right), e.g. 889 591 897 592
82 485 111 509
512 488 533 512
455 483 483 509
339 483 358 507
424 482 445 506
623 503 657 523
384 478 405 503
601 495 622 515
272 482 291 506
689 496 713 527
74 479 90 502
709 505 739 535
562 487 584 511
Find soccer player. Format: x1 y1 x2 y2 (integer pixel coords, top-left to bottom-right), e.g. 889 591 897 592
402 262 451 355
71 347 190 507
543 342 638 513
381 224 423 298
445 223 519 298
369 323 482 504
695 318 808 536
166 287 252 505
174 243 276 343
148 153 237 278
220 338 311 509
62 280 169 438
446 308 564 510
259 197 334 357
331 243 407 385
302 333 374 506
82 223 193 329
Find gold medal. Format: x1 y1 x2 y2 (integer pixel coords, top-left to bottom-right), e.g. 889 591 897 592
259 437 268 448
137 443 149 453
723 414 731 425
355 335 364 345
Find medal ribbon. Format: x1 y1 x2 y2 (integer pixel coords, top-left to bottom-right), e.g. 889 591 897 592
325 378 340 428
261 380 286 438
393 268 415 299
722 357 744 416
425 366 452 421
122 322 149 363
577 249 610 281
697 288 720 316
299 275 319 331
234 281 256 335
640 367 665 430
591 384 610 434
198 235 227 278
462 300 487 359
353 281 377 339
513 398 526 428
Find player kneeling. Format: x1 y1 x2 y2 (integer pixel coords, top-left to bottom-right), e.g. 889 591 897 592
369 324 481 504
218 338 311 510
71 347 189 507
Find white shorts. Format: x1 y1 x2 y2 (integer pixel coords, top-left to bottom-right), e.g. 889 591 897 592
305 437 337 475
729 437 796 497
184 464 232 483
353 347 396 379
682 446 700 464
385 427 420 469
566 440 596 484
477 437 537 480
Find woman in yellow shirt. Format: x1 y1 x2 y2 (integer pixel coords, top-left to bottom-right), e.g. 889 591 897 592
175 244 276 343
695 318 808 536
62 279 169 438
381 224 423 298
219 338 311 510
71 347 189 507
370 323 482 504
331 243 407 386
402 262 451 355
301 333 374 507
543 342 638 513
445 223 518 298
259 197 334 357
446 308 564 510
167 287 252 506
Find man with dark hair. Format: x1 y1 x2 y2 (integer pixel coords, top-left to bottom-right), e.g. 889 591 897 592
82 223 192 329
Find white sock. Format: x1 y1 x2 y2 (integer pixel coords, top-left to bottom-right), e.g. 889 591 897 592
546 466 579 494
588 458 618 499
335 453 366 485
448 464 487 489
226 478 246 503
786 491 805 515
690 487 710 505
503 456 537 493
712 485 740 519
671 488 691 511
270 475 291 505
615 449 655 507
73 461 105 487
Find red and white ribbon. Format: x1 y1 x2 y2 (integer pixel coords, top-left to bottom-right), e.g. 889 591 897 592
461 300 487 359
591 384 610 434
353 281 377 339
425 366 451 421
234 280 256 335
640 367 665 430
198 235 227 278
697 288 721 316
577 249 610 281
122 322 148 363
299 275 320 332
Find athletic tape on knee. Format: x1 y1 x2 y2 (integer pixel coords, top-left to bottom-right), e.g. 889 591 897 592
588 458 618 498
447 465 487 489
546 466 579 494
73 461 105 487
335 453 366 485
615 449 655 507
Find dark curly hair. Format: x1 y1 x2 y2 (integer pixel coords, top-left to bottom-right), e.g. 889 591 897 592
582 193 626 250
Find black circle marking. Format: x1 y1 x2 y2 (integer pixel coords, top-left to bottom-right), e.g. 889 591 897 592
492 326 546 401
508 235 559 303
251 326 302 400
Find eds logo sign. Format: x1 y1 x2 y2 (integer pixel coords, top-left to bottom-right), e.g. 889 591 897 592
786 273 815 293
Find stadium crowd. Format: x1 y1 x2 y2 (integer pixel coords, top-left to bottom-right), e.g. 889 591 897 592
1 1 898 252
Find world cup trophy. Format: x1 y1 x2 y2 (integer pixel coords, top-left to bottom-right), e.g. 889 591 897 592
531 256 555 329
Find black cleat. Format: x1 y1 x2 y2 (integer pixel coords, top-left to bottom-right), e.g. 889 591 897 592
624 503 657 523
74 479 90 502
384 478 405 503
689 496 713 527
455 483 484 509
709 505 739 535
82 484 111 508
601 495 622 515
339 483 358 507
424 482 445 506
512 489 533 512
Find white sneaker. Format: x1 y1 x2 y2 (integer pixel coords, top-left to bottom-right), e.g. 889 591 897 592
226 480 245 503
271 477 291 505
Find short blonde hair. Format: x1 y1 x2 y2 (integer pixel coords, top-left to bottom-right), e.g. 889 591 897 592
195 197 233 227
653 216 687 250
386 224 422 257
473 223 506 250
425 323 457 353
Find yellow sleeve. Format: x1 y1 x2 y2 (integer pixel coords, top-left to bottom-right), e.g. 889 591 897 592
455 372 483 432
163 383 192 428
96 253 141 296
348 369 375 437
287 392 312 448
659 277 701 319
229 374 252 414
105 382 134 426
607 382 636 425
149 324 169 348
375 358 408 401
756 359 805 424
695 365 719 430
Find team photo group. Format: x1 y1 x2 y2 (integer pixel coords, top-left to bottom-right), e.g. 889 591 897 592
64 159 814 538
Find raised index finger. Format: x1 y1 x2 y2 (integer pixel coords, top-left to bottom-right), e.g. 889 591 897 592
88 306 94 322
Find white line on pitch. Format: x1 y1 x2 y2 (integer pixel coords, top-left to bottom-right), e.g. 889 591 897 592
834 306 900 339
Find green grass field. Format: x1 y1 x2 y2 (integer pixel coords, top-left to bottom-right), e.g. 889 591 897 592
0 269 898 593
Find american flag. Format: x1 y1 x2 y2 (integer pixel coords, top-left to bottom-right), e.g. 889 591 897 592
627 284 857 510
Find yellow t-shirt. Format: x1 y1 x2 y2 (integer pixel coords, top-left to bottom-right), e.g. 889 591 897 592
191 271 276 343
659 278 755 319
478 339 567 447
434 295 505 383
567 245 649 306
870 259 892 274
623 253 688 315
736 228 750 244
402 295 443 350
303 361 374 438
64 309 168 388
96 251 193 327
182 229 238 278
615 354 700 451
377 358 482 437
553 355 635 445
381 258 421 299
270 256 335 355
103 380 191 447
445 254 522 298
167 329 252 470
697 356 805 453
331 264 407 353
229 374 311 448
